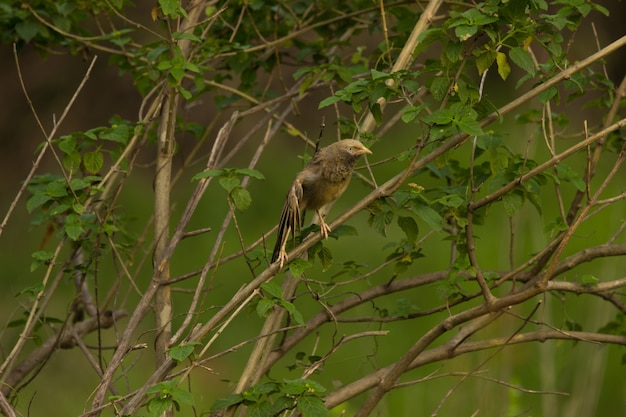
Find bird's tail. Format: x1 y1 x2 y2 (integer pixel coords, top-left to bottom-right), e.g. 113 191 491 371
271 197 301 263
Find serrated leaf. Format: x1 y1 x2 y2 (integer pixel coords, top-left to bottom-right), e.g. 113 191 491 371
502 191 524 217
100 124 129 144
260 281 283 299
159 0 186 17
318 95 342 109
248 401 272 417
168 342 200 362
369 209 394 237
15 21 40 43
329 224 357 238
256 299 276 317
234 168 265 180
370 68 390 80
496 52 511 80
211 394 244 411
397 216 418 242
476 50 496 75
296 396 328 417
64 213 83 241
191 168 225 181
26 193 52 213
580 274 598 286
413 204 443 232
147 397 172 415
509 47 535 75
538 86 558 104
172 389 194 406
429 77 449 101
218 176 240 192
70 177 89 191
280 300 305 325
83 151 104 174
457 118 484 136
317 246 333 271
231 187 251 211
58 137 76 154
288 258 313 277
424 108 454 125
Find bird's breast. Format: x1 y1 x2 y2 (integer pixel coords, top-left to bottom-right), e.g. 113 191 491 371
302 176 351 210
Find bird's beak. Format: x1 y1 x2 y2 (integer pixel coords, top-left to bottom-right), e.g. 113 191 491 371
360 146 373 155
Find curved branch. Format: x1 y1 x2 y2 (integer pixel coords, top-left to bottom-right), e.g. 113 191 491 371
326 330 626 410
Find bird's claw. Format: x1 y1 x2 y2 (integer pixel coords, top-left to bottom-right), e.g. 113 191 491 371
276 249 288 269
319 221 331 239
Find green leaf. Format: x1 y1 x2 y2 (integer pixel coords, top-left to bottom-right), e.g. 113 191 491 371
280 299 305 325
231 186 252 211
70 177 89 191
509 47 535 75
45 180 68 197
369 209 394 237
455 24 477 41
502 191 524 217
15 21 40 43
260 282 283 299
296 396 329 417
100 124 130 144
413 204 443 232
58 136 76 154
234 168 265 180
168 342 200 362
159 0 188 17
429 77 449 101
248 401 272 417
256 299 275 317
397 216 418 242
288 258 313 278
191 168 225 181
219 176 240 192
317 246 333 272
457 118 484 136
64 213 83 240
496 52 511 80
476 50 496 75
32 250 54 262
147 397 172 416
318 95 342 109
555 164 585 191
435 194 465 208
538 86 558 104
580 274 598 286
83 151 104 174
211 394 244 411
328 224 358 238
26 193 52 213
283 379 326 395
424 108 454 125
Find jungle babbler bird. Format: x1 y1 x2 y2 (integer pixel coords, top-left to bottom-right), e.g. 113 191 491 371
271 139 372 268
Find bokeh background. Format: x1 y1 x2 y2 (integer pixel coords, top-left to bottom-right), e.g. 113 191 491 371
0 1 625 416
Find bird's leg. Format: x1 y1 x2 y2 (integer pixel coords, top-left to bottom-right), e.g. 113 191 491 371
276 247 288 269
316 209 331 239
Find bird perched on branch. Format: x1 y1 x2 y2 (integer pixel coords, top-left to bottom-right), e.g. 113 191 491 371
271 139 372 268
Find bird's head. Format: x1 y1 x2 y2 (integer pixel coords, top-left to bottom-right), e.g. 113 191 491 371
336 139 373 156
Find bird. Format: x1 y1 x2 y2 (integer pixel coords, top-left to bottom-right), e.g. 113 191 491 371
271 139 372 268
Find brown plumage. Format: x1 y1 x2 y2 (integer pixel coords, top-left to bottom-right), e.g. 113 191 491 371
271 139 372 267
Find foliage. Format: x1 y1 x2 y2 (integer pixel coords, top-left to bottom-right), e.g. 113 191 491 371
0 0 625 416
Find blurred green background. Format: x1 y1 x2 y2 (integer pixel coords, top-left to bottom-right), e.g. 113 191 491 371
1 1 625 416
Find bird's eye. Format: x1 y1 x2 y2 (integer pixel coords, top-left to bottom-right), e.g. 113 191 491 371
347 146 353 151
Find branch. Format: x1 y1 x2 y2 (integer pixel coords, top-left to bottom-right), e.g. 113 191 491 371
326 329 626 410
1 310 127 397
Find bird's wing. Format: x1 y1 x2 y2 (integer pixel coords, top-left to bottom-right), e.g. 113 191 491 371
271 178 304 263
